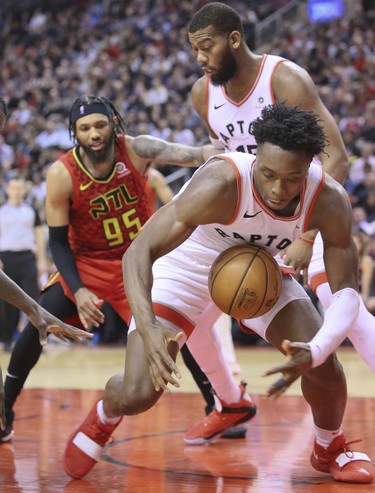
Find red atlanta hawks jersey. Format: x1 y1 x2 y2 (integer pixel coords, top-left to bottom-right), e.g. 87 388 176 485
59 134 150 260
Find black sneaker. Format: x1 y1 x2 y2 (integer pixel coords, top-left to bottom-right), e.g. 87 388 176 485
0 409 14 443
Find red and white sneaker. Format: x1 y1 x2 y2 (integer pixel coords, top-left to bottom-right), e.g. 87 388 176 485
64 400 122 479
311 432 375 483
184 381 256 445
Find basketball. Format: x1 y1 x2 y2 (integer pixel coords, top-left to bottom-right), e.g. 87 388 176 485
208 244 282 319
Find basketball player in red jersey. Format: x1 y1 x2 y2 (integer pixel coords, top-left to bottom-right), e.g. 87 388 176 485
65 104 374 484
0 96 92 433
0 94 222 443
183 1 375 443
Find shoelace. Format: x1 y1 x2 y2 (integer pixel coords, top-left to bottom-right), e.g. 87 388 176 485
340 438 362 459
86 420 115 444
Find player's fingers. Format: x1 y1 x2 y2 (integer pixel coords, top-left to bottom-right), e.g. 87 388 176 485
266 372 296 399
262 359 293 377
49 330 68 343
38 328 48 346
149 364 161 392
150 353 180 390
149 362 170 393
64 325 93 342
74 327 93 339
88 309 105 327
168 331 184 345
158 361 180 388
78 313 89 330
163 354 181 379
281 339 292 356
266 378 288 399
282 340 311 356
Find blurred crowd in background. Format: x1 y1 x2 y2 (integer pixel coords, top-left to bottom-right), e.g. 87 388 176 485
0 0 374 346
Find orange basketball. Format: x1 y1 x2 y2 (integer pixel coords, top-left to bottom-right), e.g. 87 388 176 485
208 244 282 319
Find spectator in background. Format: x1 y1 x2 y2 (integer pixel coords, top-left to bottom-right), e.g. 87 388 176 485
352 205 374 236
0 176 48 351
352 230 375 308
0 135 14 175
349 141 375 186
358 100 375 143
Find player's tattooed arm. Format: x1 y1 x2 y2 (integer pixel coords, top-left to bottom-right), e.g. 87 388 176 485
132 135 216 168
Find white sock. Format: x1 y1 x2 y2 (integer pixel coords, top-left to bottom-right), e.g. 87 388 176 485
96 400 122 425
314 424 342 449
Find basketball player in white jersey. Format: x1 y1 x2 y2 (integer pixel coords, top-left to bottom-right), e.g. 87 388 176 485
181 1 363 445
64 104 374 483
187 2 375 375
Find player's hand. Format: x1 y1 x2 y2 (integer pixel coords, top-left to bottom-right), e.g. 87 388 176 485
283 238 314 287
263 339 312 399
0 367 6 431
28 305 94 346
138 321 183 392
74 287 105 330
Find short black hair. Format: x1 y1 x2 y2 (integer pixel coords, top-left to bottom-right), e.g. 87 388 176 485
189 2 244 37
0 96 8 131
68 95 125 140
250 103 328 157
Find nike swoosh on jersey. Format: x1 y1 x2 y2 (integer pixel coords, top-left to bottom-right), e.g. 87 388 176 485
243 211 262 218
79 181 93 191
214 103 226 110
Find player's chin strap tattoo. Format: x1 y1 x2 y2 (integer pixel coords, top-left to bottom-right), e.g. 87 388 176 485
49 225 84 295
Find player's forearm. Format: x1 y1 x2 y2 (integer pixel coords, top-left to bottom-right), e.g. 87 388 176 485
35 227 48 265
122 247 156 330
48 225 84 294
202 144 221 162
319 149 349 185
308 287 360 367
0 270 38 315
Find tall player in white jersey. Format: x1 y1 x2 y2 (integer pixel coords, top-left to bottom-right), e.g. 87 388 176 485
188 2 375 373
65 103 374 483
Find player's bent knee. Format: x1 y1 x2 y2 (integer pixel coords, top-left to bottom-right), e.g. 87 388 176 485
119 383 160 415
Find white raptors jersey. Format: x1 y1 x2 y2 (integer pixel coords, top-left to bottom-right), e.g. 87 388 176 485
174 152 325 266
206 54 286 154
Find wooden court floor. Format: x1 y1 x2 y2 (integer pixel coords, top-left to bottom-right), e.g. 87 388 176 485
0 344 374 493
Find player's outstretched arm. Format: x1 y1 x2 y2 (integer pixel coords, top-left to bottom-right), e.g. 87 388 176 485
123 159 236 390
131 134 218 169
0 270 93 346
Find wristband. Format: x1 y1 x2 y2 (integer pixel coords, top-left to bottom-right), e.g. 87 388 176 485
299 236 315 245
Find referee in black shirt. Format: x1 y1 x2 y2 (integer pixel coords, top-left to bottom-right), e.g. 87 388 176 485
0 177 48 351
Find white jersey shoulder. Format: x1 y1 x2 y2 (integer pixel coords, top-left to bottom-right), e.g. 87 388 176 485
206 54 286 154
